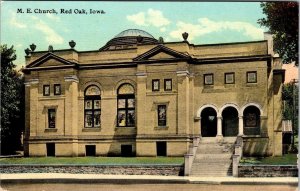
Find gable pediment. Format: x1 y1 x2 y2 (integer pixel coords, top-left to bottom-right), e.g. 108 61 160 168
133 45 190 61
26 53 77 68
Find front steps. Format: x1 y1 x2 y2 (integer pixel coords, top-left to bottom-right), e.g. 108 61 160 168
190 137 236 177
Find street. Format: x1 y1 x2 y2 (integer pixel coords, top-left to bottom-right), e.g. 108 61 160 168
1 183 298 191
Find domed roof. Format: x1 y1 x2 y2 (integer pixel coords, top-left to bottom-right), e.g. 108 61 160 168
114 29 155 39
99 29 158 51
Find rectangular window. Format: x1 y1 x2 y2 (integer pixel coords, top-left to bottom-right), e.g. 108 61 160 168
225 73 235 84
152 79 160 91
247 71 257 83
204 74 214 85
158 105 167 126
43 85 50 96
121 145 133 157
156 142 167 156
117 95 135 127
164 79 172 91
48 109 56 128
84 99 101 128
46 143 55 157
54 84 61 95
85 145 96 156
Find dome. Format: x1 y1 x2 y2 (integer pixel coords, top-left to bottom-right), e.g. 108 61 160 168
114 29 155 39
100 29 158 51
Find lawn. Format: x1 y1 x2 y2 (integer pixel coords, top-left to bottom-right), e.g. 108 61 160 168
0 157 184 165
240 154 297 165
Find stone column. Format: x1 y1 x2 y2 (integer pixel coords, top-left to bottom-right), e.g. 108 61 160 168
177 70 190 135
217 116 223 139
64 75 79 156
24 79 39 156
135 70 147 156
238 116 244 136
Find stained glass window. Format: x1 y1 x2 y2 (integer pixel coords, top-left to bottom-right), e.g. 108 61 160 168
117 84 135 127
84 85 101 128
152 79 160 91
43 85 50 96
54 84 61 95
158 105 167 126
164 79 172 91
48 109 56 128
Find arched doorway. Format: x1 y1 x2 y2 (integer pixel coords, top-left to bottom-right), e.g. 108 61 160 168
201 107 217 137
222 107 238 137
243 106 260 135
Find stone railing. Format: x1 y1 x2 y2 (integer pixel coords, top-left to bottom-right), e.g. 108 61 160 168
232 135 243 177
184 136 200 176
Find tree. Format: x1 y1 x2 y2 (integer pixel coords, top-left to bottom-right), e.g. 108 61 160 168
282 81 298 152
258 2 299 66
1 45 25 155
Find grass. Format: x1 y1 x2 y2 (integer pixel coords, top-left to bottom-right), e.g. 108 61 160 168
0 157 184 165
240 154 297 165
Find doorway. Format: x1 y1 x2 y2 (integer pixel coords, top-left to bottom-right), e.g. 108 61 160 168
201 107 217 137
222 107 238 136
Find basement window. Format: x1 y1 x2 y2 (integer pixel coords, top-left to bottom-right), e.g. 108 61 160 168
156 142 167 156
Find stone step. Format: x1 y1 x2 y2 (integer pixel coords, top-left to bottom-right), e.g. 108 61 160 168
199 137 237 143
195 153 232 159
190 174 232 177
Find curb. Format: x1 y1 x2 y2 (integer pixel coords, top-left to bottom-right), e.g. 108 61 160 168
1 176 298 185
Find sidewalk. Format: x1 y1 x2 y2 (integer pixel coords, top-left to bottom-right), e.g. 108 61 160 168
1 173 298 185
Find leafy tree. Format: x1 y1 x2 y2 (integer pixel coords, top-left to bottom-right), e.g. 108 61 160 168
258 2 299 66
282 82 298 152
1 45 25 155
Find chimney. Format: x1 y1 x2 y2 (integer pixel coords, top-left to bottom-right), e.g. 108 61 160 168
264 32 274 56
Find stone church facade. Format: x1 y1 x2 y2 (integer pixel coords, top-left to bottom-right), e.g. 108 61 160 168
23 29 285 157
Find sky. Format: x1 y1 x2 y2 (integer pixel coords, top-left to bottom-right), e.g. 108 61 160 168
0 1 298 82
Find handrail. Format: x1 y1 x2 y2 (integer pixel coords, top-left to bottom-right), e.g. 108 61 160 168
232 135 243 177
184 136 200 176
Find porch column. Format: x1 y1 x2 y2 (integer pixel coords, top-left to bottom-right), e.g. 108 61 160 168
217 116 223 137
238 116 244 136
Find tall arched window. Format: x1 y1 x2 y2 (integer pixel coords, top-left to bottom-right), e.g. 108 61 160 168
84 85 101 128
117 83 135 127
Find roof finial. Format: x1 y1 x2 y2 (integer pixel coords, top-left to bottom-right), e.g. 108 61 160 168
48 45 53 52
182 32 189 42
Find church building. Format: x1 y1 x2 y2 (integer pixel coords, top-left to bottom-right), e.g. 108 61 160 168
23 29 285 157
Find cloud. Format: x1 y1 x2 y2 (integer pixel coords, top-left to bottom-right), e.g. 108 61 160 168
46 13 61 22
10 13 27 28
16 44 23 48
127 9 170 28
31 16 64 45
160 27 166 32
169 18 264 41
127 12 146 26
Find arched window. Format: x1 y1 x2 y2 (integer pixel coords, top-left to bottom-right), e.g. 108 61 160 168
117 84 135 127
84 85 101 128
243 106 260 135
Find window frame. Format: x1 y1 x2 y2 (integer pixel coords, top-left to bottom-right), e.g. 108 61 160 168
164 79 172 91
43 85 50 96
204 73 214 85
48 108 56 129
152 79 160 91
247 71 257 83
224 72 235 84
84 85 101 128
117 84 135 127
157 104 167 127
54 84 61 95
